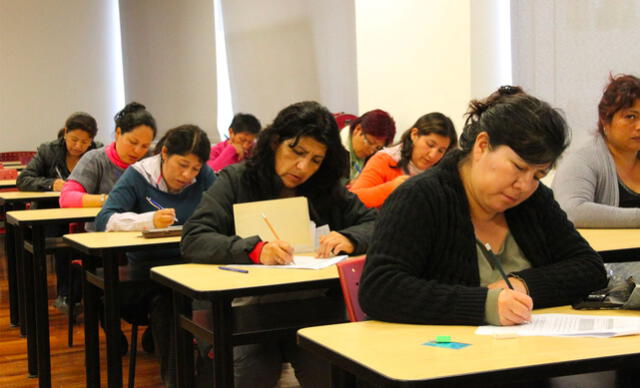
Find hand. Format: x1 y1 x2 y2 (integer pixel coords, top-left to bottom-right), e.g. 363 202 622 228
391 174 410 189
316 232 354 258
153 208 176 228
260 240 294 265
52 179 66 191
231 141 246 161
487 277 528 295
496 288 533 326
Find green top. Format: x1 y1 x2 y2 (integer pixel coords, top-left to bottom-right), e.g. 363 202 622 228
340 128 364 182
477 232 532 325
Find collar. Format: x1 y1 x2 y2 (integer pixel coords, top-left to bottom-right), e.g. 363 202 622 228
106 142 129 169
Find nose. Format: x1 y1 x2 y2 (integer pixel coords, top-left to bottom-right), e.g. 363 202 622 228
513 172 537 192
428 148 439 159
296 157 311 170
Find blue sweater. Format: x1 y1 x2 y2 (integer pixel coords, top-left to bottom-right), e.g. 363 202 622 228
96 163 215 264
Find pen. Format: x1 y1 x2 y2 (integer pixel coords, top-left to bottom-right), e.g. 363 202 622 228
219 266 249 274
261 213 281 240
146 196 179 222
55 167 63 179
484 243 514 290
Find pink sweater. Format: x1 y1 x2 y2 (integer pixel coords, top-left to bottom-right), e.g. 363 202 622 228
207 140 241 173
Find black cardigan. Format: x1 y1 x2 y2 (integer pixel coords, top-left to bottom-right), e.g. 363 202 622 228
359 150 607 325
181 163 377 264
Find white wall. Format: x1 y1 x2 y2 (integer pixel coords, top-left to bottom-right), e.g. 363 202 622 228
119 0 218 141
0 0 123 149
355 0 471 137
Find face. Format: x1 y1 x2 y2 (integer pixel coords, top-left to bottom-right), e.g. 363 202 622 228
274 136 327 189
114 125 154 165
64 128 93 157
229 129 256 153
604 99 640 152
351 125 386 159
410 130 451 170
467 133 550 215
161 148 203 192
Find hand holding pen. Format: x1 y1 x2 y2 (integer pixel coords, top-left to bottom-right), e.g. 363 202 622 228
146 197 178 228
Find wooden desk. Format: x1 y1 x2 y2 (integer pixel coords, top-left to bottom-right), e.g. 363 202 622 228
578 228 640 262
150 263 345 388
0 191 60 328
64 231 180 388
6 207 99 387
0 179 17 188
298 306 640 387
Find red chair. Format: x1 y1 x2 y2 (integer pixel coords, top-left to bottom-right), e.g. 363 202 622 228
336 255 367 322
0 168 18 179
333 112 358 131
0 151 36 164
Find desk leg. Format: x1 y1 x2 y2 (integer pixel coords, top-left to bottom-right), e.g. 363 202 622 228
331 365 356 388
173 291 193 388
102 250 123 388
5 211 19 326
212 297 233 388
32 225 51 388
16 222 28 337
20 225 38 377
83 255 100 388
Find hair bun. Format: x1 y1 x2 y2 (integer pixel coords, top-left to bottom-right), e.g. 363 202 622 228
498 85 522 96
116 101 146 121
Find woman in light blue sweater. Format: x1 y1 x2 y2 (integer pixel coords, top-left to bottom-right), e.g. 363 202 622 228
552 74 640 227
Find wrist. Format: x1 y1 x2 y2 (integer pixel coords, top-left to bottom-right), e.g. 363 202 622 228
99 193 106 204
508 273 529 295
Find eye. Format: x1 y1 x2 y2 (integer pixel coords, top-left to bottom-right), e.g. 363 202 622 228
292 148 304 156
312 157 324 165
513 162 525 172
626 114 637 120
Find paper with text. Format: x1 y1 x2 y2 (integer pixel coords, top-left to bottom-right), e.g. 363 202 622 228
234 255 347 270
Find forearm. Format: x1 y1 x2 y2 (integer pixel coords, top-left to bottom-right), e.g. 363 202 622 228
105 211 155 231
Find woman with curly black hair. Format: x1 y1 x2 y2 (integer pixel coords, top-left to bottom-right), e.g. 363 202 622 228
181 101 376 387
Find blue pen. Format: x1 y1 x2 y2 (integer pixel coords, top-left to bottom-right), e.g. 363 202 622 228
219 266 249 274
145 196 179 222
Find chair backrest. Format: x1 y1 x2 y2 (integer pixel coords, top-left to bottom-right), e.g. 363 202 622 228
0 151 36 164
0 168 18 179
333 112 358 131
336 255 367 322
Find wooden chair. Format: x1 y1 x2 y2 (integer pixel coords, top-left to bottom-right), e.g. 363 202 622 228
336 255 367 322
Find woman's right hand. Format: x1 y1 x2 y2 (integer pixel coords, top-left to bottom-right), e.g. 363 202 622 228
497 288 533 326
153 208 176 228
391 174 410 189
259 240 294 265
53 179 66 191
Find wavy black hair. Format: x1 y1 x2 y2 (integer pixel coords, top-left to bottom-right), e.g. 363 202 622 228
63 112 98 138
114 101 157 137
244 101 348 199
459 85 569 167
153 124 211 163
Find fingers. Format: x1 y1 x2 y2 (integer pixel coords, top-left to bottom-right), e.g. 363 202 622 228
317 232 354 258
498 289 533 326
266 240 294 264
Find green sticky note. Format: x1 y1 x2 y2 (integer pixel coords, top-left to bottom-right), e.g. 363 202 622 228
435 335 451 343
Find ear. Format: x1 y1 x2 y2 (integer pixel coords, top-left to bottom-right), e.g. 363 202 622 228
161 146 168 161
410 127 419 143
228 128 235 137
115 127 122 137
352 125 362 137
472 131 490 161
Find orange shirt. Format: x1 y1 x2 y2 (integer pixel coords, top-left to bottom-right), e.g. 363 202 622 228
349 152 405 208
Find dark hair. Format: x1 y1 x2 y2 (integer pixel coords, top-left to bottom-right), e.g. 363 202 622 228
114 101 157 137
395 112 457 172
153 124 211 163
245 101 348 198
598 74 640 137
459 85 569 166
349 109 396 145
230 113 261 135
62 112 98 138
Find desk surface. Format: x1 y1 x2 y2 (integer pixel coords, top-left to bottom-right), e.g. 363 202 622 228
6 207 99 224
578 228 640 252
298 306 640 383
63 230 180 250
0 179 17 188
0 191 59 202
152 263 338 293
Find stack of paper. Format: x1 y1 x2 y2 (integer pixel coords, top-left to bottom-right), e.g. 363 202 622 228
234 255 347 270
476 313 640 338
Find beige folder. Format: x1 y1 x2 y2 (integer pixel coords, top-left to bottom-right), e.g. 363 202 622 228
233 197 312 251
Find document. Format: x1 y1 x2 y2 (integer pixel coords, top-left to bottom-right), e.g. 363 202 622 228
234 255 348 270
475 313 640 338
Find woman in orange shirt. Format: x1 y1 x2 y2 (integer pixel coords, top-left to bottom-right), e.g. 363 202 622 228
350 112 457 208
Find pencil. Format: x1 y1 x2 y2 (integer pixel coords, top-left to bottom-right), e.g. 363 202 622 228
484 243 514 290
261 213 281 240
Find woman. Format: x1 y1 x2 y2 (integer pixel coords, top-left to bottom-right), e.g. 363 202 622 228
359 86 606 328
16 112 101 310
182 101 376 388
350 112 457 208
95 124 214 388
59 101 156 209
17 112 101 192
340 109 396 183
208 112 261 173
552 74 640 227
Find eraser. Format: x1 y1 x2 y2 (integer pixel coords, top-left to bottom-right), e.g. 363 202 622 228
435 335 451 343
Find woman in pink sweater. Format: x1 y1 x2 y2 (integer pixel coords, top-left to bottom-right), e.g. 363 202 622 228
207 113 261 173
350 112 457 208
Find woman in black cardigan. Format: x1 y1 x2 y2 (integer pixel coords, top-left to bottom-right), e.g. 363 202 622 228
360 86 607 327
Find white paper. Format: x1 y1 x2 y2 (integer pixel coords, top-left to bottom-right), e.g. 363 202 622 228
233 255 348 270
476 313 640 338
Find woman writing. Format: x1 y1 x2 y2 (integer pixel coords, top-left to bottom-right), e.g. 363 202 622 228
181 101 376 388
552 74 640 227
359 86 606 328
349 112 457 208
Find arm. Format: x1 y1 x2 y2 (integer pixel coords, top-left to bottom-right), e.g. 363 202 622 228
95 169 154 231
59 180 106 208
207 142 240 173
180 169 261 264
552 150 640 227
349 153 402 208
359 180 488 325
16 143 57 191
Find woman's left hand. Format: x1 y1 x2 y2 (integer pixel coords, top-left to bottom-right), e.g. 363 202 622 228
316 232 354 258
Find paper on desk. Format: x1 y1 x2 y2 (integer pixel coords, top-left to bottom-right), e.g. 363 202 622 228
476 314 640 338
234 255 347 270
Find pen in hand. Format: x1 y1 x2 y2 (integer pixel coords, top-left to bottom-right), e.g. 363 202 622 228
146 196 179 223
261 213 281 240
484 243 514 290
